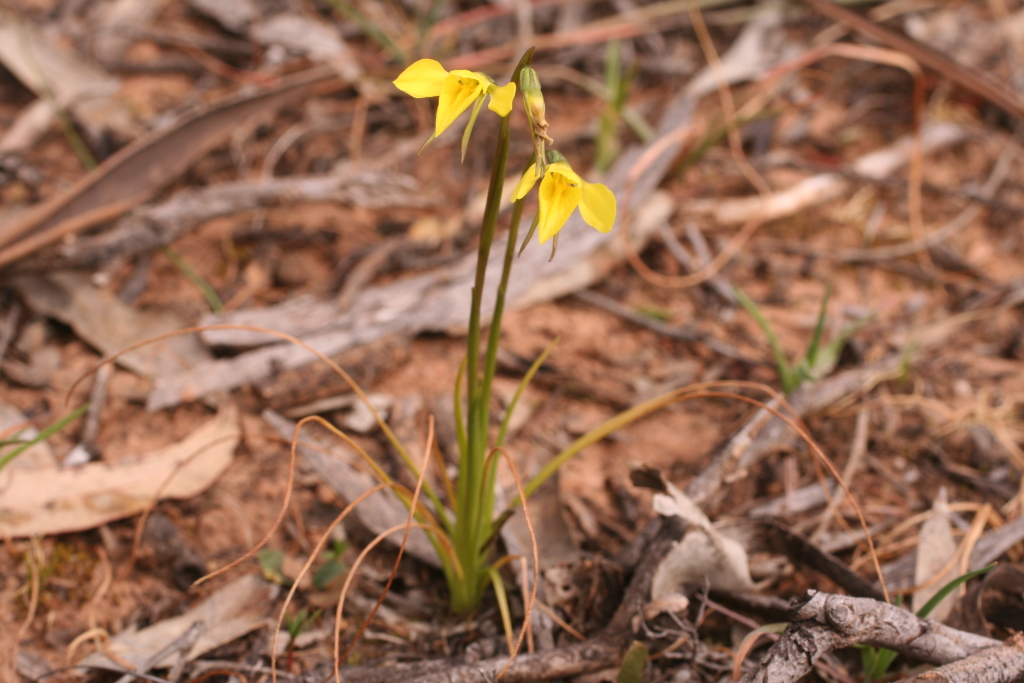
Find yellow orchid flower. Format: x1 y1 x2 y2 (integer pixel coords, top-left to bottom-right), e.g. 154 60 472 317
511 158 616 244
393 59 517 155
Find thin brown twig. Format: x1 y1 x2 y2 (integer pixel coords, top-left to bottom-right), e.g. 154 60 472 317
689 0 771 197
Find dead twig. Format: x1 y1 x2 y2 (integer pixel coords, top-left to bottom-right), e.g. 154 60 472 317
14 167 428 272
738 590 1003 683
0 66 347 269
901 634 1024 683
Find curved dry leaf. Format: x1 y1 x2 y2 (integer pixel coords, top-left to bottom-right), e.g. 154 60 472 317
651 527 755 598
650 473 755 597
0 405 239 538
0 66 345 268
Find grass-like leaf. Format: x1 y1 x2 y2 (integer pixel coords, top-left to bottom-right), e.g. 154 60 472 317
0 403 90 472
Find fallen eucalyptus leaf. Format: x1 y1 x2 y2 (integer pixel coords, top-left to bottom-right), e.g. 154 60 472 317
0 405 239 537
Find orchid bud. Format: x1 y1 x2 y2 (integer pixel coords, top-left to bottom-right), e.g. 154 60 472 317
520 68 550 138
520 67 553 177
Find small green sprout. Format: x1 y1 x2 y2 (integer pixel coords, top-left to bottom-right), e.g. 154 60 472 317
285 607 321 640
257 548 289 586
283 607 322 671
313 540 349 590
734 284 873 394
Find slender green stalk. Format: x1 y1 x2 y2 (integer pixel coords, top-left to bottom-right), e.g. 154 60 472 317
453 110 511 612
0 404 89 472
161 246 225 313
453 357 468 466
489 567 515 654
450 48 535 613
473 195 524 553
509 387 703 508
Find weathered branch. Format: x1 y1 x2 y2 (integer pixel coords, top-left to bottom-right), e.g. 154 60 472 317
739 591 1002 683
335 632 634 683
902 634 1024 683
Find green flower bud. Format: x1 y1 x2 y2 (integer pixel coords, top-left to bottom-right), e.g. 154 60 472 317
520 67 553 177
520 68 551 138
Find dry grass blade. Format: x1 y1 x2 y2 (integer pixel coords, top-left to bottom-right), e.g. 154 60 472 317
269 482 391 683
331 523 436 680
13 538 43 676
334 418 438 673
491 446 539 679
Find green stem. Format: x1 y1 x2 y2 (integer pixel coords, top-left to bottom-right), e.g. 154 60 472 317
454 110 510 610
473 196 524 552
451 47 536 613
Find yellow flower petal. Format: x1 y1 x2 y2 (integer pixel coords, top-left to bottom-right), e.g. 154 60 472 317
578 181 616 233
537 170 582 243
436 71 487 137
393 59 448 98
546 161 580 185
511 163 540 201
486 81 517 117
